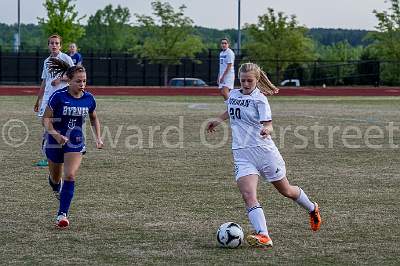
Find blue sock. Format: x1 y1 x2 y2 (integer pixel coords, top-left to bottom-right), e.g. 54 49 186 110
48 176 61 192
58 180 75 216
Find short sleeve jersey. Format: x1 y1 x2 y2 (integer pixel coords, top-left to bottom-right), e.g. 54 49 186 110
41 52 74 102
219 48 235 76
47 88 96 146
227 88 276 150
69 52 83 65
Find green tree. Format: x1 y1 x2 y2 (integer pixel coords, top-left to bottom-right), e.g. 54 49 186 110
194 26 240 49
366 0 400 84
0 23 15 51
80 5 134 52
367 0 400 60
315 41 363 85
309 28 372 47
317 41 363 61
243 8 315 83
37 0 85 50
134 1 204 86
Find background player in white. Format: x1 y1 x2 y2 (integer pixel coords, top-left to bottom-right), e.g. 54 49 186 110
33 34 74 167
218 38 235 100
207 62 321 248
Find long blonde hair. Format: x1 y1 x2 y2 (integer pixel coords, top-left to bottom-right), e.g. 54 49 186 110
238 63 279 95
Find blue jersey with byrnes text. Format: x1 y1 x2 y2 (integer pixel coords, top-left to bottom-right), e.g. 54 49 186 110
47 88 96 146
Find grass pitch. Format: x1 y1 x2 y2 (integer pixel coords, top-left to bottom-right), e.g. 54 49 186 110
0 96 399 265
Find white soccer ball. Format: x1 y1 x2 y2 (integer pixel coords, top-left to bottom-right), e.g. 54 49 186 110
216 222 244 248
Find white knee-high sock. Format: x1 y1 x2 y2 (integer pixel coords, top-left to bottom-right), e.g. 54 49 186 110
295 188 315 212
41 132 47 156
247 205 269 236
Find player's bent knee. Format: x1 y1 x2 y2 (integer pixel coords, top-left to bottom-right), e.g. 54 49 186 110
241 191 257 205
64 173 76 181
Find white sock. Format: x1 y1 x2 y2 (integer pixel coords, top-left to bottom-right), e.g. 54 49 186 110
41 132 47 156
295 188 315 212
247 205 269 236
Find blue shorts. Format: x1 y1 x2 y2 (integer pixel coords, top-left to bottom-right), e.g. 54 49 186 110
45 140 86 163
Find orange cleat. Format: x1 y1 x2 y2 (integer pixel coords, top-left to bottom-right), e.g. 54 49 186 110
309 202 322 231
246 234 273 248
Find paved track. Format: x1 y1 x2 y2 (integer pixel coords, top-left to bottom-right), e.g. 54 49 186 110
0 86 399 96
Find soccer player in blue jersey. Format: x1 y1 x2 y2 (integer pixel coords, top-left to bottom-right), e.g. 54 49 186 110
68 43 83 66
207 62 321 248
43 58 103 228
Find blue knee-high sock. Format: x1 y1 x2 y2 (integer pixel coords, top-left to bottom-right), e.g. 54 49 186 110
58 180 75 216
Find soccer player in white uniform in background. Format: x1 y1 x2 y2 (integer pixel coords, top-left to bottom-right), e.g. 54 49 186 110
218 38 235 100
207 62 322 248
33 34 74 167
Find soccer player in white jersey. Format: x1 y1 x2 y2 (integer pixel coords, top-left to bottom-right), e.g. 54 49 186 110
207 62 322 248
33 34 74 167
218 38 235 100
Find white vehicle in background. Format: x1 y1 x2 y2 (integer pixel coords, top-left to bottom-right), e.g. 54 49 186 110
280 79 300 87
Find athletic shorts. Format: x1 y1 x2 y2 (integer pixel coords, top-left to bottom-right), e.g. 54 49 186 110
45 141 86 163
232 146 286 182
218 74 235 90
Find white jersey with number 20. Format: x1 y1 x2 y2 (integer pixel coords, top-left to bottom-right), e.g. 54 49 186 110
227 88 276 150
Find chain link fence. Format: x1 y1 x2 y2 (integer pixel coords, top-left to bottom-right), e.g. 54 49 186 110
0 48 385 86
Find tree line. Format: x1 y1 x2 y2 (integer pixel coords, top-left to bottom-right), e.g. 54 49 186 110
0 23 373 52
0 0 399 85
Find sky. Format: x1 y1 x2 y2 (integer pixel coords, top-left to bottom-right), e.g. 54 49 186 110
0 0 390 30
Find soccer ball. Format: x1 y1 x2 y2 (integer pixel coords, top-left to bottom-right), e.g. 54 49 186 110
216 222 244 248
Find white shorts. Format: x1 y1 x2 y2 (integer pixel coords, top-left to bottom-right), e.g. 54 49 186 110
218 74 235 90
232 146 286 182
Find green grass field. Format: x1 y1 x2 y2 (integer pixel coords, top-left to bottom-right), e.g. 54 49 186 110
1 96 399 265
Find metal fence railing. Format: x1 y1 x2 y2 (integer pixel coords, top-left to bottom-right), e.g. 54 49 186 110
0 49 387 86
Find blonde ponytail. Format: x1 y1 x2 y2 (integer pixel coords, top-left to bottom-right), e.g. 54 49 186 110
238 63 279 95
